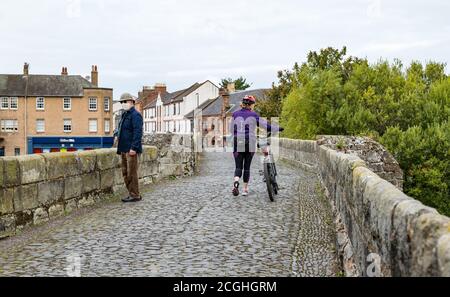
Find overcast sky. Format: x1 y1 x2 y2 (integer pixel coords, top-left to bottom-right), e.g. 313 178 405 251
1 0 449 98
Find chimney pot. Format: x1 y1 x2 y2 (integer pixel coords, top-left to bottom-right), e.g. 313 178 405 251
23 62 29 76
154 83 167 94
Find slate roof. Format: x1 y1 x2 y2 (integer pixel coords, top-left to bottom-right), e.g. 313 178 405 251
142 80 220 110
162 83 201 104
185 89 269 119
0 74 102 97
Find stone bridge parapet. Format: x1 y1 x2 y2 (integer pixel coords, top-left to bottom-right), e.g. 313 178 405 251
278 137 450 277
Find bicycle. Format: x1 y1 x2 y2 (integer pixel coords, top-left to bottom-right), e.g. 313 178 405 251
258 135 279 202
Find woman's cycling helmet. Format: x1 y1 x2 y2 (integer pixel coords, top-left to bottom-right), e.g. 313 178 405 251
242 95 256 105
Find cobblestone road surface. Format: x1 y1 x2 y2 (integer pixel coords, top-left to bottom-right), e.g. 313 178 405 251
0 152 338 276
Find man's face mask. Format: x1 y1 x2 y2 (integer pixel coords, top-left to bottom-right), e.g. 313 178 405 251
122 102 131 110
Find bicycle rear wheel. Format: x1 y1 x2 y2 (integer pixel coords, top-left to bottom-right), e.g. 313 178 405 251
272 163 279 195
264 162 275 202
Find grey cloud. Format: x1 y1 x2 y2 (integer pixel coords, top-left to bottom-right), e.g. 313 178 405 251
0 0 448 97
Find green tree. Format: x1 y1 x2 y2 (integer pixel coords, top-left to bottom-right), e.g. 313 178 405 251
256 67 297 119
381 122 449 215
220 76 251 90
278 46 450 215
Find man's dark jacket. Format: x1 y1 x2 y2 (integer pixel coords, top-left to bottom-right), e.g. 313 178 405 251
116 106 143 155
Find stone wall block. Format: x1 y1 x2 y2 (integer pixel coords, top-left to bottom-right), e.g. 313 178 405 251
43 153 80 179
3 157 20 186
38 180 64 206
75 150 98 173
96 149 119 170
19 154 46 184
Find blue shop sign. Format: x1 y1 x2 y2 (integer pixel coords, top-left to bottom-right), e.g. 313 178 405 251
27 136 114 154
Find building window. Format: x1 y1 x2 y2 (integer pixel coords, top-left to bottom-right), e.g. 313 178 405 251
0 120 19 132
173 104 176 115
104 119 110 133
63 119 72 133
89 97 97 111
89 119 98 132
177 103 181 115
36 119 45 133
1 97 9 109
104 97 110 111
1 119 18 132
10 97 18 109
14 148 20 156
36 97 45 110
63 97 71 110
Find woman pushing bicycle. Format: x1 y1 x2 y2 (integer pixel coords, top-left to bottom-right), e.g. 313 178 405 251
230 95 284 196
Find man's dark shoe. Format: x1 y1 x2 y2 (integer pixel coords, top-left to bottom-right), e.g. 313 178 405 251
131 196 143 202
122 196 142 203
121 196 133 203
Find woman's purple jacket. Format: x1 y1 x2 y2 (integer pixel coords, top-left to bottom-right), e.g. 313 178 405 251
230 108 282 153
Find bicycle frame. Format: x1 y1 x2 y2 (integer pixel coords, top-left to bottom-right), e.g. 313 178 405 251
258 137 274 164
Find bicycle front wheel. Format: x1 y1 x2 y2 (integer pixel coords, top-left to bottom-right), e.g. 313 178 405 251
264 162 275 202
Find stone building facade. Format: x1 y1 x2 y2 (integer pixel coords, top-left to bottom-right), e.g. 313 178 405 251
0 64 113 156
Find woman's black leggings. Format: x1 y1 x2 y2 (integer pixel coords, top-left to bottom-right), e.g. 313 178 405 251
233 152 255 183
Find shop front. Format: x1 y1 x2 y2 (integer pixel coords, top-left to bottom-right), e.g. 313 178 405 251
27 136 114 154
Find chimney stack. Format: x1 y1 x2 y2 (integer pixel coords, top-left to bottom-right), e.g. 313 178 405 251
154 83 167 94
221 88 230 114
91 65 98 87
61 67 68 75
23 63 29 76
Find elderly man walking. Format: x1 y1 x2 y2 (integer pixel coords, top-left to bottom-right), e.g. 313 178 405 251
115 93 143 203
